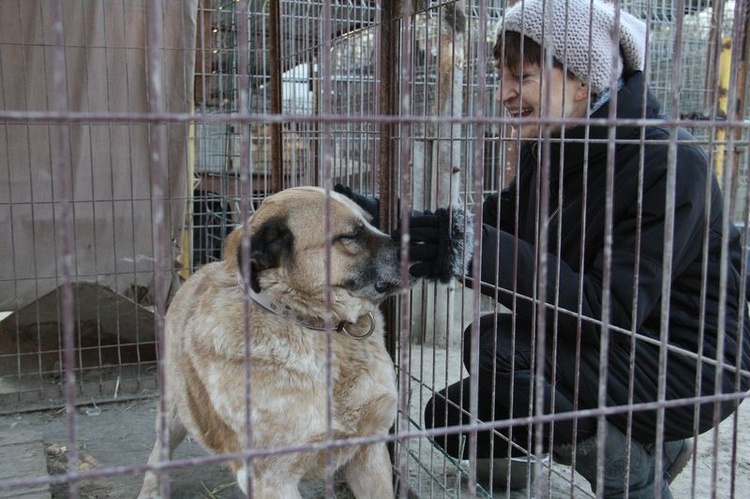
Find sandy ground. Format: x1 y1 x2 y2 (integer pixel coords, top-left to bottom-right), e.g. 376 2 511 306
0 344 747 498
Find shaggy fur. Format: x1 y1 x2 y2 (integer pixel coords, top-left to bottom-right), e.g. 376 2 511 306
138 187 403 499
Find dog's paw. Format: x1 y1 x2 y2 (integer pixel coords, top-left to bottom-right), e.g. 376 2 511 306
136 476 163 499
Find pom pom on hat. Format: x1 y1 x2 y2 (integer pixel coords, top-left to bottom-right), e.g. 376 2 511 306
498 0 647 95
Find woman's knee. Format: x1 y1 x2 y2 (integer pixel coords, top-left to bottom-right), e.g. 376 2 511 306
423 380 469 458
424 379 464 430
423 392 441 430
462 314 532 375
461 321 474 368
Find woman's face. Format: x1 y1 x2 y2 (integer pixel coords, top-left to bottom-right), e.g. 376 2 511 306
495 62 589 139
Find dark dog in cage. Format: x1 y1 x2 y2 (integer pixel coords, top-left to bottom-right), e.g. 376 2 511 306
192 189 232 267
138 186 404 499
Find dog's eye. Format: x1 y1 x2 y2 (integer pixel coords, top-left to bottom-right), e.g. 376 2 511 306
335 224 365 247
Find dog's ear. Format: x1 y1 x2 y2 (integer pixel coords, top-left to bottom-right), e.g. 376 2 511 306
244 217 294 292
223 225 244 271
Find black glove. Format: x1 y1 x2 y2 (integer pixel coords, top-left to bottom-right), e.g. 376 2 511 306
333 184 381 228
391 206 473 283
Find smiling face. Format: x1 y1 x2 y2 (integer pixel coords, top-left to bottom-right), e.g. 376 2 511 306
496 63 590 139
493 32 590 140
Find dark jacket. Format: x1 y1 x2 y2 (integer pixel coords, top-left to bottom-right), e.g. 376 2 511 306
479 71 750 405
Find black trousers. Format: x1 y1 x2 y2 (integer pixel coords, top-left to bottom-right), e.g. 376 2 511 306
423 314 737 459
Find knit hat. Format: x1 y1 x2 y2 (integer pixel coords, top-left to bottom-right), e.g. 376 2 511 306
498 0 647 95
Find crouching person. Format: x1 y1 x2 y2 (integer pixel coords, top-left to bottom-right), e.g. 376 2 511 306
341 0 749 497
421 0 748 497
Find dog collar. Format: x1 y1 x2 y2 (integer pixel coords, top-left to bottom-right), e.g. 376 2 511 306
239 277 376 339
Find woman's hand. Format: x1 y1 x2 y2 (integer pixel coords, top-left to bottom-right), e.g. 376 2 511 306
392 206 473 283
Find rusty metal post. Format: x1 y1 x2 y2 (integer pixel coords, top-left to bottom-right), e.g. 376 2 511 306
380 0 399 361
269 0 283 193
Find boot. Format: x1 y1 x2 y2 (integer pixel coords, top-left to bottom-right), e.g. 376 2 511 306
472 457 534 491
553 422 673 499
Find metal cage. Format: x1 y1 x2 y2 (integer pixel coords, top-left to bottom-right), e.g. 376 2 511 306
1 0 749 497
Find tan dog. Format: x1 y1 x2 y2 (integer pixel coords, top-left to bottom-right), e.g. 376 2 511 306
138 187 404 498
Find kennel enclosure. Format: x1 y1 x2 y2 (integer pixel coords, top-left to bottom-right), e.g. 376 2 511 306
1 0 750 497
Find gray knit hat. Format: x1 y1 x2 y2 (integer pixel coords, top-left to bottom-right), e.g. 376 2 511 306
498 0 647 95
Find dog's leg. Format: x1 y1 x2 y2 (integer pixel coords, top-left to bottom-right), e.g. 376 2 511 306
343 442 394 499
234 463 302 499
137 407 187 499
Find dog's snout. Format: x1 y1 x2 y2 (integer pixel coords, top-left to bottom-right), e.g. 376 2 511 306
371 235 404 285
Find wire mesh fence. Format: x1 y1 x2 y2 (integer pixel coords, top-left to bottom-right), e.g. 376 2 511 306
1 0 749 497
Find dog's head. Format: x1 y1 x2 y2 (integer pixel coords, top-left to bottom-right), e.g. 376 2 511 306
224 187 406 322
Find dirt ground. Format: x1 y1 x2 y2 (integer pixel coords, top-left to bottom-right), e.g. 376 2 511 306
0 344 748 498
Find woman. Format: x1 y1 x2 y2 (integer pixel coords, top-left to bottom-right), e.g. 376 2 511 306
417 0 749 497
338 0 749 496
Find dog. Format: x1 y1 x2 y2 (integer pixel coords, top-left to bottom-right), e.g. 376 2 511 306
138 186 405 498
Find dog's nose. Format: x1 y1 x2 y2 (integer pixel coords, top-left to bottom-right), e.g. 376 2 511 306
375 282 389 294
